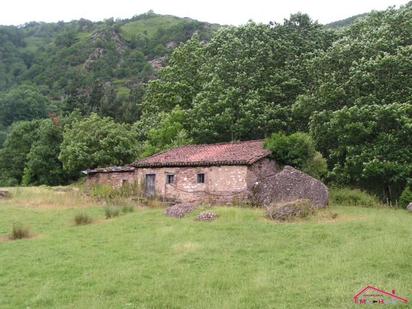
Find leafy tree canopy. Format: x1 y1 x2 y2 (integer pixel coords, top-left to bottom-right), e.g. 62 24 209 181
0 85 51 127
264 132 327 179
310 103 412 201
59 113 139 174
0 121 41 185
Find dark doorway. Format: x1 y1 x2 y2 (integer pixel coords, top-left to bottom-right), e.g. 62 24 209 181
145 174 156 197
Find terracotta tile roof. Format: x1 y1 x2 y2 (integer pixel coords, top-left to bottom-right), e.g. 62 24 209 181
133 140 271 168
83 165 135 175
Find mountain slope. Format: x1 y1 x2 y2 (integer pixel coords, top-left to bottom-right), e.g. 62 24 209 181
0 12 219 122
326 13 369 28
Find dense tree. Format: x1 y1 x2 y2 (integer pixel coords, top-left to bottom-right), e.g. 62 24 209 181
22 119 71 186
310 104 412 201
0 126 7 148
142 106 192 157
141 15 334 143
0 85 50 127
141 34 206 116
293 5 412 128
59 113 139 174
0 121 41 185
0 26 27 90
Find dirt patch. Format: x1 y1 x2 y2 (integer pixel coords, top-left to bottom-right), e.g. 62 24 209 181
262 210 367 225
0 234 42 243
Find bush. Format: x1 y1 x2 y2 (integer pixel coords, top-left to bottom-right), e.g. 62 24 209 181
264 132 327 179
74 213 93 225
121 205 135 213
9 223 31 240
105 207 120 219
399 186 412 209
266 199 314 221
265 132 315 169
302 152 328 180
330 187 382 208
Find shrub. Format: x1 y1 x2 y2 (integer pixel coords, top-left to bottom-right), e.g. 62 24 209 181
302 151 328 180
266 199 315 221
330 187 383 208
264 132 327 179
74 213 93 225
9 223 31 240
399 186 412 209
105 207 120 219
265 132 315 169
121 205 135 213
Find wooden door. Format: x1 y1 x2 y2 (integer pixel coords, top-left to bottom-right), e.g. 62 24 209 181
145 174 156 197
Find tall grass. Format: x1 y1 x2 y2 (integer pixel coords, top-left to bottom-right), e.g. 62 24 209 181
9 223 31 240
2 186 96 209
330 187 383 207
88 182 143 201
74 213 93 225
104 207 120 219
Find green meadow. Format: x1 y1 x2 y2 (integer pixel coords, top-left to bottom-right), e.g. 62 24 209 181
0 187 411 308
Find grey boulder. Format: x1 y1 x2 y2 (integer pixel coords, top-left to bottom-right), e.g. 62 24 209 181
253 166 329 208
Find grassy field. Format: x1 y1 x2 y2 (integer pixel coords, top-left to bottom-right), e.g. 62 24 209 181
0 187 411 308
120 15 189 41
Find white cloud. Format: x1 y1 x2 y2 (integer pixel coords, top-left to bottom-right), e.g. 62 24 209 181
1 0 409 26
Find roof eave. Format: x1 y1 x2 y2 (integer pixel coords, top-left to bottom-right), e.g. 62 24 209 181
133 154 271 169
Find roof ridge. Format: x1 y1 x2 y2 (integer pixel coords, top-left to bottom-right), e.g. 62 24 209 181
131 139 266 166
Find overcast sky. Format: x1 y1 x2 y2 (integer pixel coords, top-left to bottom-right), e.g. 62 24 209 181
1 0 409 26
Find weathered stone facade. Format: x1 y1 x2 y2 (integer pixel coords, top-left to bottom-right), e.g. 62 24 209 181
135 165 250 204
84 140 329 206
86 171 136 189
85 158 280 205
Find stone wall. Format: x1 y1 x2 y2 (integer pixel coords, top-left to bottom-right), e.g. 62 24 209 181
135 165 249 204
246 158 280 188
86 171 136 188
85 159 329 207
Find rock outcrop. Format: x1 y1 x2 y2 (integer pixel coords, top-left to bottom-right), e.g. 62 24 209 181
407 203 412 212
254 166 329 208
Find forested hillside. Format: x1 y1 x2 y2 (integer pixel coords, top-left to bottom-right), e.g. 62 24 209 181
0 4 411 203
0 11 217 125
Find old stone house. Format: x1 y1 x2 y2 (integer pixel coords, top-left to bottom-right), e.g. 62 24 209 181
85 140 328 207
